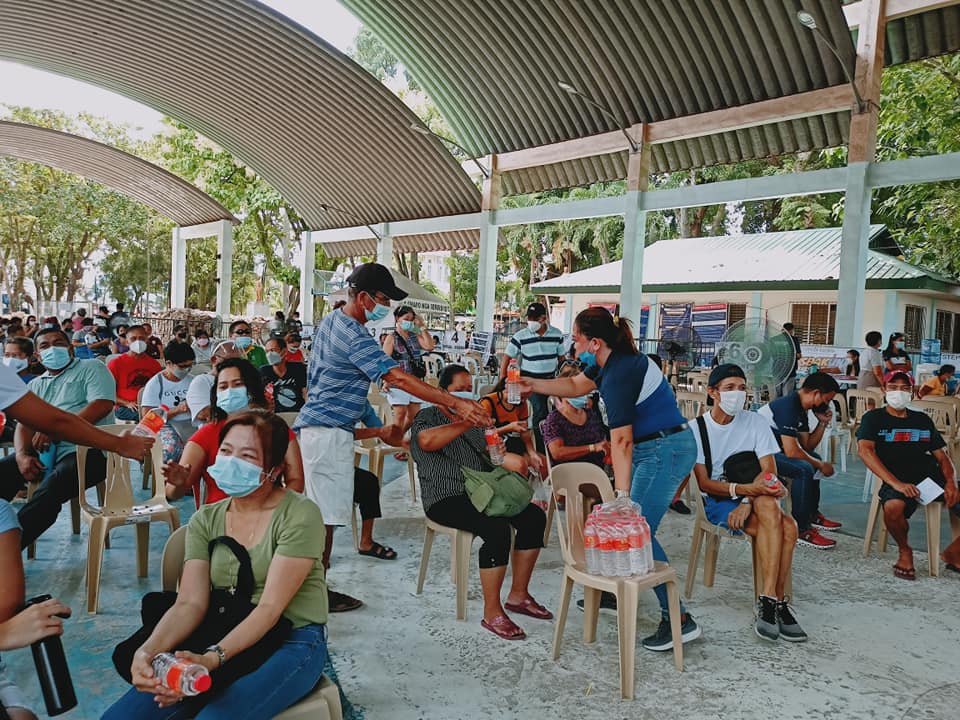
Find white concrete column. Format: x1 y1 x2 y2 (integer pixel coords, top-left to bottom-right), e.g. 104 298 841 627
882 290 899 340
562 294 574 334
376 224 392 266
835 162 872 347
621 190 646 326
747 292 764 320
645 293 659 342
215 220 233 317
475 213 498 332
170 226 186 308
299 231 315 326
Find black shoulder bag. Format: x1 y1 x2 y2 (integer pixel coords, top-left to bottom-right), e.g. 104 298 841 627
112 536 292 694
695 416 762 499
395 332 427 378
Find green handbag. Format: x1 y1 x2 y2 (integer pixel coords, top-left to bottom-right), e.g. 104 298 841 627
462 465 534 517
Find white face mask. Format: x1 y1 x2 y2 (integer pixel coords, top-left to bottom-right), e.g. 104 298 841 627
129 340 148 354
885 390 911 410
718 390 746 416
527 320 541 333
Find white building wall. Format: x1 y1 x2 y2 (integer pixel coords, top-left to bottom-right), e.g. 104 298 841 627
418 251 451 295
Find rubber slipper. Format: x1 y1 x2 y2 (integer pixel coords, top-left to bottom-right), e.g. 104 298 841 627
943 562 960 574
481 614 526 640
358 542 398 560
504 596 553 620
328 589 364 612
893 564 916 581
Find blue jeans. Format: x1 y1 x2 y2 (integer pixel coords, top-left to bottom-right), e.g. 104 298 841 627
630 428 697 618
101 625 327 720
774 453 819 531
115 405 139 422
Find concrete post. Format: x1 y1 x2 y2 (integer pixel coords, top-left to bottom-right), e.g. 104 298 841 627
747 292 764 320
835 163 872 347
376 224 392 267
170 226 186 308
645 293 659 342
882 290 899 340
476 215 498 332
215 220 233 317
620 135 651 328
299 231 315 326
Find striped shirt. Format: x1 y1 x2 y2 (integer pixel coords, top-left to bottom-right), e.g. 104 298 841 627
506 326 564 379
294 309 397 431
411 406 490 511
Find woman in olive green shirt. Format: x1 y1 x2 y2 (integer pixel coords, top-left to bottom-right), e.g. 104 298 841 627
102 412 328 719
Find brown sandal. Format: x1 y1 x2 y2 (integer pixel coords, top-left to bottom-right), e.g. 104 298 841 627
481 614 526 640
504 596 553 620
893 564 916 581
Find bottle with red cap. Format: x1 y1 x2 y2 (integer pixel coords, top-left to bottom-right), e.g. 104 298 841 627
484 428 504 465
506 360 521 404
151 653 211 696
134 405 169 437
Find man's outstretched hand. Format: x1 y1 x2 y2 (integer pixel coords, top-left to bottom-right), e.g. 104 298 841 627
115 431 154 461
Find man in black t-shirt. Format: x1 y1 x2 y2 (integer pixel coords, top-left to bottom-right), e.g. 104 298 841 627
857 371 960 580
259 336 307 412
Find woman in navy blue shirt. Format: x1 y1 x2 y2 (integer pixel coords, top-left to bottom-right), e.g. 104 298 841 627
521 307 701 652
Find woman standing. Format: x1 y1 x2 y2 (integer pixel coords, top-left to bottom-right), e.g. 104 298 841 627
519 307 702 653
883 332 913 375
381 306 435 444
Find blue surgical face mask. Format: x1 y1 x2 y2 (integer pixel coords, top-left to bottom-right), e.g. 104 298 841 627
40 346 71 371
568 395 589 409
234 336 253 350
450 390 475 401
365 295 390 322
578 350 597 369
216 387 250 414
400 319 417 332
208 454 267 497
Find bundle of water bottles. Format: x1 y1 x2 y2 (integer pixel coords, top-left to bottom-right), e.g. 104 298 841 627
582 498 655 577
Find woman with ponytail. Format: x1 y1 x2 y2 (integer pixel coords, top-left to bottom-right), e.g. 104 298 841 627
519 307 702 653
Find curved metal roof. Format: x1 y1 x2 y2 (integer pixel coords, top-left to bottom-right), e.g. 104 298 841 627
0 121 235 226
0 0 480 229
318 229 479 258
341 0 859 193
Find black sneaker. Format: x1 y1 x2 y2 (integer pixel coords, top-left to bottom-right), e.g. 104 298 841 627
776 598 808 642
755 596 779 641
670 499 692 515
641 613 702 652
576 591 617 614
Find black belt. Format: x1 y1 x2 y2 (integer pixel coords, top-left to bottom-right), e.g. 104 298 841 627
634 423 689 445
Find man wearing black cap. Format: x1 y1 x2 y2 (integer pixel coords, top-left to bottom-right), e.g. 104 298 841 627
500 302 564 449
294 262 489 612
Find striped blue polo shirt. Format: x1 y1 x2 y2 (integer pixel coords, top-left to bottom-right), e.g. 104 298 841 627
294 310 398 431
506 326 564 379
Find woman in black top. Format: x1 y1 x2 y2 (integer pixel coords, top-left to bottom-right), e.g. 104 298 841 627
845 349 860 378
882 332 912 374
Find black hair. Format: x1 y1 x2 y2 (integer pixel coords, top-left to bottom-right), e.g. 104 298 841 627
164 341 196 365
394 305 414 318
229 319 251 334
847 349 860 358
5 337 33 355
76 308 87 317
574 307 637 356
210 358 267 421
194 327 209 338
274 311 285 320
266 335 287 351
219 410 290 479
801 373 840 394
126 324 146 335
647 353 663 370
116 302 124 311
938 364 956 377
34 327 71 345
782 322 794 331
885 332 906 354
439 363 470 390
865 330 882 347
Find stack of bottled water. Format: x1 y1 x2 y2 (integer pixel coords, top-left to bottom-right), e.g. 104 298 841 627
582 498 654 577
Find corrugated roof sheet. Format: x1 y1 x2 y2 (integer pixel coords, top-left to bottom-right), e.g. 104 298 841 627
530 225 958 291
0 122 234 227
318 230 479 258
0 0 480 230
344 0 858 194
844 1 960 65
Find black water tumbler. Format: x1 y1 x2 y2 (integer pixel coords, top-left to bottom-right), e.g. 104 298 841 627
25 594 77 716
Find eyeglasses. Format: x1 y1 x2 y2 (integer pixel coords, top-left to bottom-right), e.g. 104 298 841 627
233 329 251 336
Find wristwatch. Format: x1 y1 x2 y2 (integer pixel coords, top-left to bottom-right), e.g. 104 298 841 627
205 644 226 667
740 497 752 505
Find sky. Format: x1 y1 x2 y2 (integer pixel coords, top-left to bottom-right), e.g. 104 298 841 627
0 0 361 136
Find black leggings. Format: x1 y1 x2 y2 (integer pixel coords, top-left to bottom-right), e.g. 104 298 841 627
425 494 545 569
353 467 381 521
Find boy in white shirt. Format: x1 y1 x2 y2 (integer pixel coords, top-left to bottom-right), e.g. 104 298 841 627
691 363 806 643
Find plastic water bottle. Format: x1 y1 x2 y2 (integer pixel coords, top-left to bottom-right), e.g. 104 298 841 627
627 520 647 575
764 473 781 491
583 519 600 574
612 526 631 576
506 360 521 404
134 405 168 437
598 526 615 576
640 518 654 571
151 653 212 696
485 428 504 465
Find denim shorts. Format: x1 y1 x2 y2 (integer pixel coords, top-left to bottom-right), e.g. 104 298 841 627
703 495 743 535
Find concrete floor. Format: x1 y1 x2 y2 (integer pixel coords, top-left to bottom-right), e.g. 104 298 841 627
8 453 960 719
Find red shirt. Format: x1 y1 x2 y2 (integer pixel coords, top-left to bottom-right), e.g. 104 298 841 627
186 420 297 510
286 350 305 364
107 353 161 403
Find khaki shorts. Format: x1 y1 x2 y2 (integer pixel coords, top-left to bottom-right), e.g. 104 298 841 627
298 426 355 526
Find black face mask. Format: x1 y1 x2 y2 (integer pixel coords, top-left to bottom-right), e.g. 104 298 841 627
813 402 830 414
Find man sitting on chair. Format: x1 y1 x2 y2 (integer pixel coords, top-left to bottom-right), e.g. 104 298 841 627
692 363 805 643
0 327 116 547
857 371 960 580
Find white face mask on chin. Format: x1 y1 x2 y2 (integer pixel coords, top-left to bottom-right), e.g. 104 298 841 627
885 390 911 410
718 390 747 416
